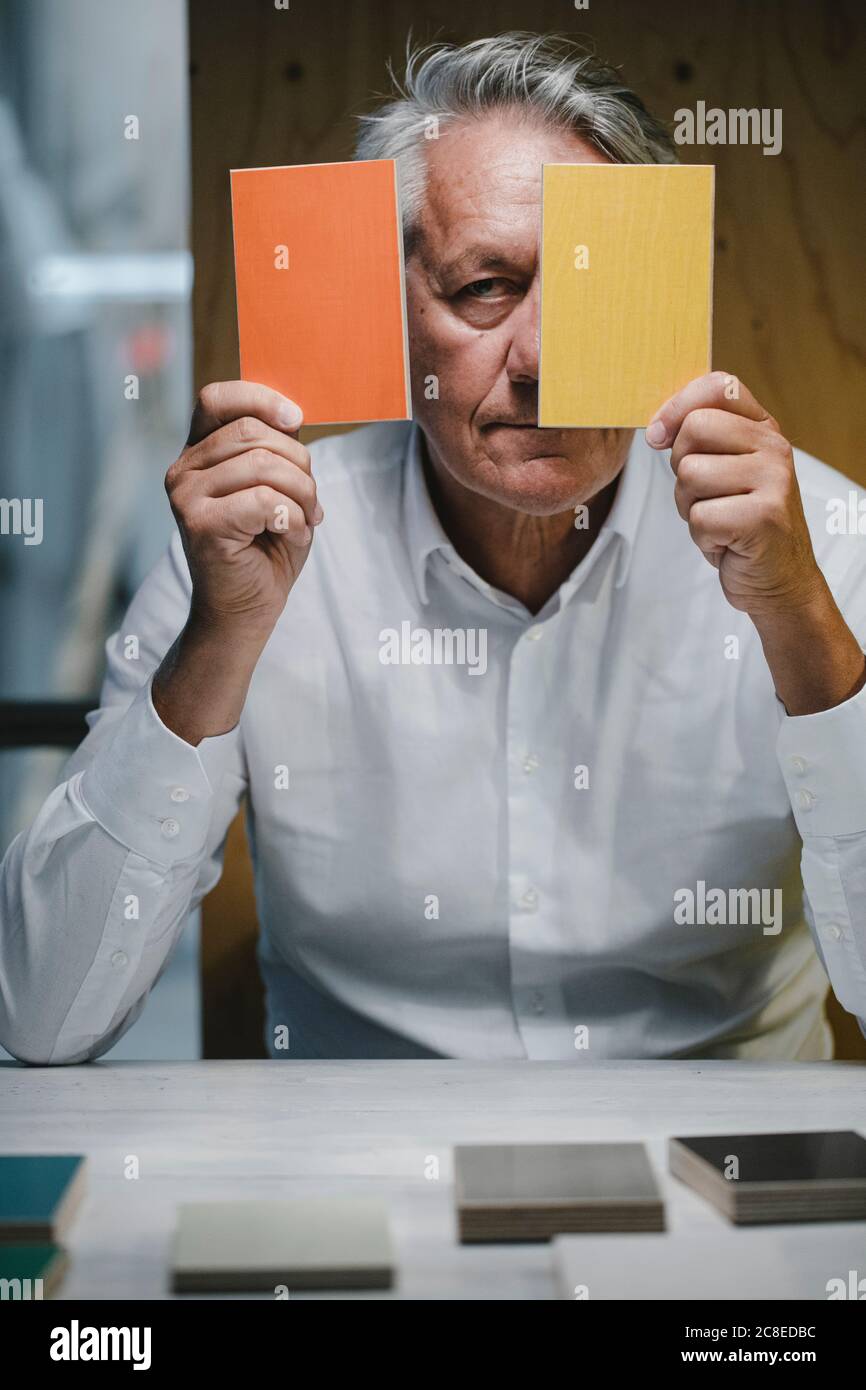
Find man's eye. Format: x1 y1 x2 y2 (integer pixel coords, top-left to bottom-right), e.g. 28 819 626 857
463 278 505 298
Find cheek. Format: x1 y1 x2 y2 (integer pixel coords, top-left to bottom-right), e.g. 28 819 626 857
409 308 504 407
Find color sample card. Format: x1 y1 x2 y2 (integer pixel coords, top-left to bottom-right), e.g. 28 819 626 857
455 1142 665 1242
0 1155 86 1244
171 1198 394 1292
0 1244 68 1298
552 1223 866 1300
230 159 411 426
539 163 714 427
669 1130 866 1224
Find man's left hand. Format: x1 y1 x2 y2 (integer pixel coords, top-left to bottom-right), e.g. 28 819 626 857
646 370 820 618
646 370 866 714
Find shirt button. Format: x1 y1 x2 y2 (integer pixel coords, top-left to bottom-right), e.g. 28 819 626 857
529 990 545 1015
526 626 543 642
110 950 128 968
520 888 539 910
170 786 190 803
161 818 181 838
789 756 808 775
825 923 843 942
795 790 815 812
522 754 539 774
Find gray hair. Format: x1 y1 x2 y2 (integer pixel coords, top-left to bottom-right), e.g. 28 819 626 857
355 32 678 251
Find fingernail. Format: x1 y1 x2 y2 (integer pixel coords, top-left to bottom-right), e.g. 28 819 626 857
278 401 303 430
646 419 668 447
313 501 324 525
301 524 312 545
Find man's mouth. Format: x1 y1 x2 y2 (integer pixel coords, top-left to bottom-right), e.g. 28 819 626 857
482 421 572 436
483 421 542 431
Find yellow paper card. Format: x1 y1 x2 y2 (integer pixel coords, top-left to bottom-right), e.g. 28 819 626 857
539 164 714 428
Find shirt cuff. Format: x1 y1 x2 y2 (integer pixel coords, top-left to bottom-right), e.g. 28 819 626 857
78 676 241 866
776 677 866 838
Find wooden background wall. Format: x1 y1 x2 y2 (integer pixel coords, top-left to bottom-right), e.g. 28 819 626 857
189 0 866 1059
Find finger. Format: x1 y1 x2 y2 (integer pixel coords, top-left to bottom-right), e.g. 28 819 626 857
669 409 764 473
687 494 753 556
646 371 772 450
186 418 313 475
673 454 756 522
207 486 312 548
187 381 304 447
194 450 321 526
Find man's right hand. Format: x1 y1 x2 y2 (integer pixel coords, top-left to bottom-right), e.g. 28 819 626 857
165 380 322 639
152 381 321 745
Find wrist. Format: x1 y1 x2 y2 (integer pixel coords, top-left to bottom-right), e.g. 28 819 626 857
186 603 275 654
751 580 866 715
748 576 833 644
152 617 264 745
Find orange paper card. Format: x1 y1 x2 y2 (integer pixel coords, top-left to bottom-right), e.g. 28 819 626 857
230 160 411 426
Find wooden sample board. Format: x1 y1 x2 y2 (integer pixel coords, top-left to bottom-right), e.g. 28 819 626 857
553 1222 866 1300
455 1141 665 1241
0 1154 87 1244
669 1130 866 1223
539 163 715 428
172 1197 394 1292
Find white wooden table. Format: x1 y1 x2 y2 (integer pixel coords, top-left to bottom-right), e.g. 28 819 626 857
2 1059 864 1300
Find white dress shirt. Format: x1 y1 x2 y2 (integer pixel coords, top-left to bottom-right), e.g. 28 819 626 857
3 422 866 1064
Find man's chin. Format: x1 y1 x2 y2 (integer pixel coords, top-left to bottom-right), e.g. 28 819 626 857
478 451 592 514
480 427 582 471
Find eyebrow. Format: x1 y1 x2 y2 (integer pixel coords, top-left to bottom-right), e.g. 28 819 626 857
427 244 525 284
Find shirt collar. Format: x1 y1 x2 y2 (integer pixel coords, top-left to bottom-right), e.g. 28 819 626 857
594 428 654 591
402 423 456 606
402 423 653 607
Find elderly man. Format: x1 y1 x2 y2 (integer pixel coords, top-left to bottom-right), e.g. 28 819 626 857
2 33 866 1066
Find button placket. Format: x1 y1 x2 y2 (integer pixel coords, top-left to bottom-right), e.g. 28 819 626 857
506 618 561 1053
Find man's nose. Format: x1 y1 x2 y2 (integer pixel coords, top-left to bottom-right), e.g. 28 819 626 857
504 281 539 385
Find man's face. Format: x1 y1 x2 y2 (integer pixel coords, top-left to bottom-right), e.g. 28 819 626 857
406 115 632 515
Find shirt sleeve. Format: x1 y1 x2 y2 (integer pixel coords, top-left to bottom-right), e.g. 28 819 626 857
775 588 866 1031
0 531 247 1065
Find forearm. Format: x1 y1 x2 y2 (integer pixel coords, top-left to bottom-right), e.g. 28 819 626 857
152 615 269 745
0 686 236 1065
751 579 866 716
0 811 131 1063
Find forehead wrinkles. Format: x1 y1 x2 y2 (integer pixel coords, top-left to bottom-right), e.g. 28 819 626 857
417 147 542 272
426 134 541 220
413 114 601 265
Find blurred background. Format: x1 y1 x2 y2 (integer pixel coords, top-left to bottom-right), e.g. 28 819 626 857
0 0 196 1058
1 0 865 1060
